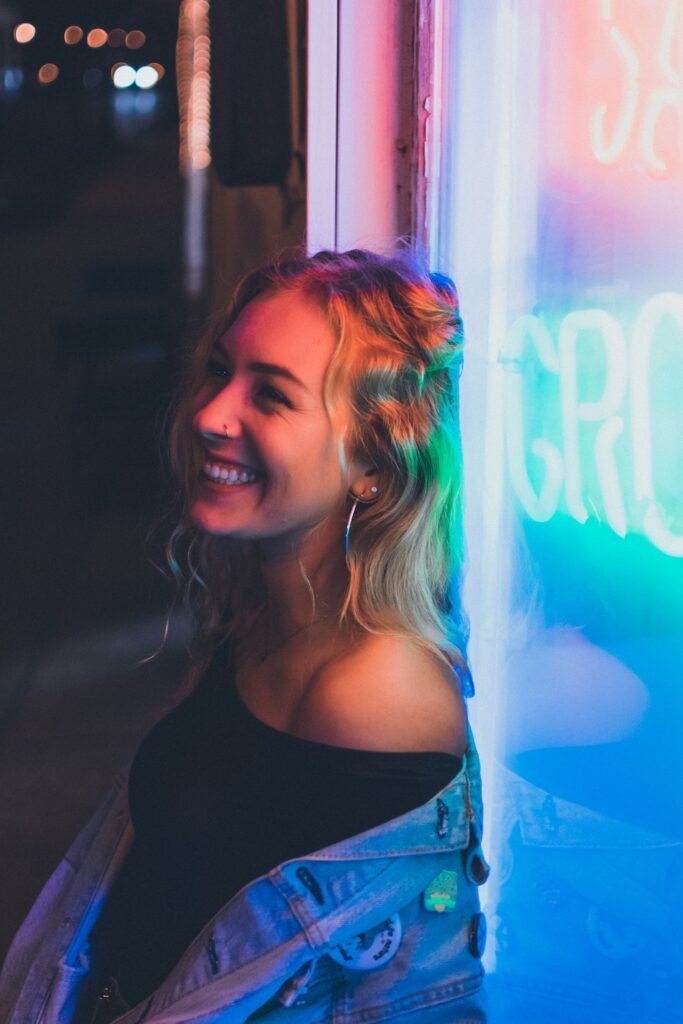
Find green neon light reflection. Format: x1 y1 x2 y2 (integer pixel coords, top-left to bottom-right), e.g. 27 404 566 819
502 292 683 557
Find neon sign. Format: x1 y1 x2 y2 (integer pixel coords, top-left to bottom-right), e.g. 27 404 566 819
589 0 683 174
503 292 683 557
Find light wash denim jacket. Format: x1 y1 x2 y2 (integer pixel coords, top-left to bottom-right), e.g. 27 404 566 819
0 724 489 1024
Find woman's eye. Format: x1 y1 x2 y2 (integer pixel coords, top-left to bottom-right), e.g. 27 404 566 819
206 360 230 378
258 385 289 406
201 362 290 405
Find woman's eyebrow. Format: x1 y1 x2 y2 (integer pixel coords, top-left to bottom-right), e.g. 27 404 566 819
248 361 309 392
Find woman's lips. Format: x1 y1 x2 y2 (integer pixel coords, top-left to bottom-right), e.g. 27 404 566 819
202 457 263 480
199 471 262 495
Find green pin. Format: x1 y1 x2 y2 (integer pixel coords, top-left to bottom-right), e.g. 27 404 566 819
423 869 458 913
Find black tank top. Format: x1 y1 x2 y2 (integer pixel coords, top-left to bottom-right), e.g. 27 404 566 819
89 639 463 1006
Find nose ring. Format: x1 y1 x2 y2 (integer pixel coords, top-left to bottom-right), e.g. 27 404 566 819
223 426 232 439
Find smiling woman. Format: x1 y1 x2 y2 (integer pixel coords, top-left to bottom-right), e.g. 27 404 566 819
168 249 469 673
188 288 349 552
0 247 488 1024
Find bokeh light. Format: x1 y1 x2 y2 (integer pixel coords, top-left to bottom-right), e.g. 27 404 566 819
113 64 136 89
86 28 108 49
149 62 166 81
38 64 59 85
83 69 104 89
64 26 83 45
14 23 36 44
177 0 211 171
2 68 24 95
108 28 126 47
135 66 159 89
125 30 146 50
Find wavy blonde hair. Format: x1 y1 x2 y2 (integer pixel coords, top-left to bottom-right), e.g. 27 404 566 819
162 246 468 677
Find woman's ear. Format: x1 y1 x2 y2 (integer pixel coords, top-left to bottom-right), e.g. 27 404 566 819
349 464 381 501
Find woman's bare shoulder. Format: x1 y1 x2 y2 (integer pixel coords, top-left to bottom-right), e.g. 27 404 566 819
291 632 467 756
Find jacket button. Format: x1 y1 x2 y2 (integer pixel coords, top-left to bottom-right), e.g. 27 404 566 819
464 845 490 885
468 912 487 959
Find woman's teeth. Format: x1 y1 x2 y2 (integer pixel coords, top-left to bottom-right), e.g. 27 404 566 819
203 461 260 485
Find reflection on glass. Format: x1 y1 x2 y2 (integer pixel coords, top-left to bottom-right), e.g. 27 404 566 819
439 3 683 1021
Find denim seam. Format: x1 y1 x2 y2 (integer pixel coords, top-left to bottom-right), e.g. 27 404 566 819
30 964 59 1024
149 937 315 1018
337 968 485 1024
301 838 470 861
271 858 401 944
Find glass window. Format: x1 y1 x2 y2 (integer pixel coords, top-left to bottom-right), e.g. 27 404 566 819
434 4 683 1021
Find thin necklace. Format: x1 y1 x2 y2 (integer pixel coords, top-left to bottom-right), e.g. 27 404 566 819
260 604 334 662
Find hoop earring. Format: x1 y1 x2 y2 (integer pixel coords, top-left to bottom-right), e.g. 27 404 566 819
344 499 360 556
348 489 378 557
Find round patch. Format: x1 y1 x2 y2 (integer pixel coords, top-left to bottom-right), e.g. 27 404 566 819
329 914 403 971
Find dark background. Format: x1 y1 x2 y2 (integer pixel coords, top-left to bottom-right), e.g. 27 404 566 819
0 0 307 961
0 0 190 959
1 1 182 652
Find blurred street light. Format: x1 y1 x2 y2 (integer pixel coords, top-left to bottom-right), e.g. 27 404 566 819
64 26 83 45
86 28 108 49
113 64 136 89
125 31 146 50
136 65 159 89
38 63 59 84
14 23 36 43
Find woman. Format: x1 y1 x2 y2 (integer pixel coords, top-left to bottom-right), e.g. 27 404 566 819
0 248 489 1024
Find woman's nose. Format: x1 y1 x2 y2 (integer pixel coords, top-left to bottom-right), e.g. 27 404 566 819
193 386 243 443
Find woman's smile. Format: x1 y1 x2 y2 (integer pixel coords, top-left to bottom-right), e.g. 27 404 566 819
190 289 348 541
202 459 262 486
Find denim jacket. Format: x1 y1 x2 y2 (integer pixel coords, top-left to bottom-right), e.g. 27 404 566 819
0 724 489 1024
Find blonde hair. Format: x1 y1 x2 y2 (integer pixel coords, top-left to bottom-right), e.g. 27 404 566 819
163 246 468 676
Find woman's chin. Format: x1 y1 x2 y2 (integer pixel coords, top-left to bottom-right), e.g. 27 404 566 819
189 476 264 534
189 500 241 536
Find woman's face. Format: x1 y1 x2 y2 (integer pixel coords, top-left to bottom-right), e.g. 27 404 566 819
190 288 360 556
